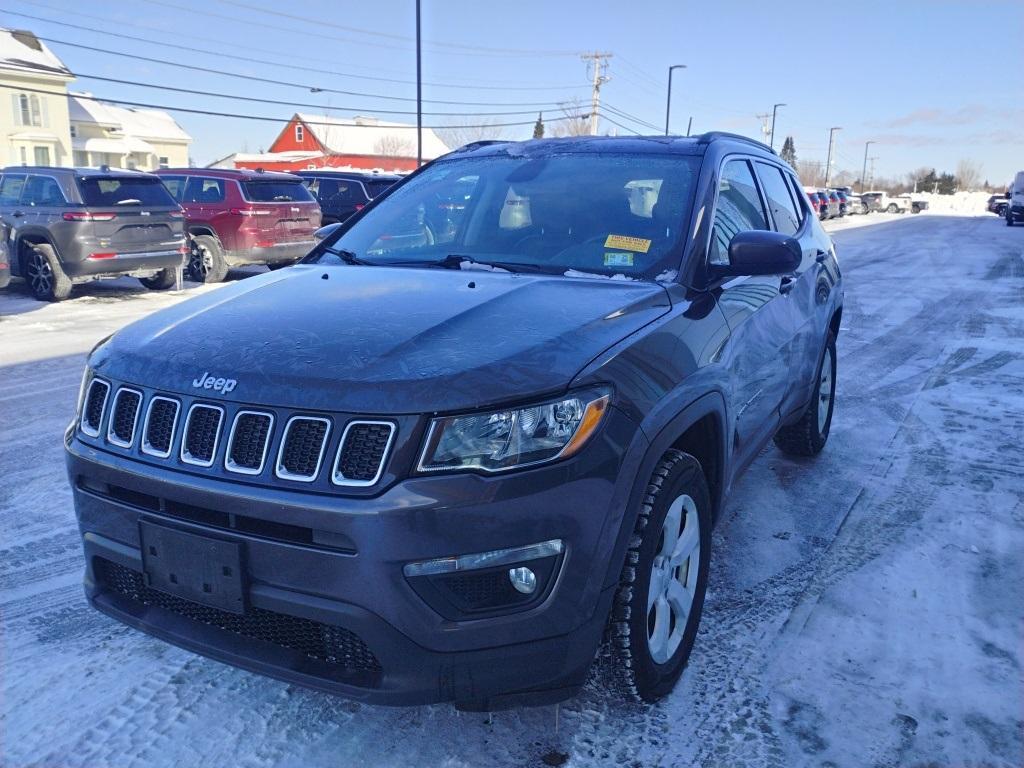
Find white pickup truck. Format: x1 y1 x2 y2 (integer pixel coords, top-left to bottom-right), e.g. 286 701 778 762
861 191 911 213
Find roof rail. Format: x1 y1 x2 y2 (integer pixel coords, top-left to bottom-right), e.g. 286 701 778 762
694 131 777 155
453 140 510 153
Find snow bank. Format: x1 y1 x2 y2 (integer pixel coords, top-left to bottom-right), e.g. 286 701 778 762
915 191 992 216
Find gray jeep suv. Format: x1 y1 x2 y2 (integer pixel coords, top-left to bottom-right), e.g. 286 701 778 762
67 133 843 710
0 166 186 301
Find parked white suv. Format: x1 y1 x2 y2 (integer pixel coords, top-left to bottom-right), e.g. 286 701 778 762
1008 171 1024 226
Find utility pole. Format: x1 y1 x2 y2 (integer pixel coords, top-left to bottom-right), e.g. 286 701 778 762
664 64 686 135
582 51 612 136
868 156 878 190
860 140 875 192
755 113 772 145
415 0 422 166
686 116 693 137
824 126 841 187
769 103 785 150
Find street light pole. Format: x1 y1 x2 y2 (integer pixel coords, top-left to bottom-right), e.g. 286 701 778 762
824 126 841 187
664 64 686 135
860 140 875 192
415 0 422 167
769 103 785 150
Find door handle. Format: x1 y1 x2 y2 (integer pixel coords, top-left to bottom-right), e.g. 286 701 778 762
779 275 796 295
12 211 24 218
815 250 828 263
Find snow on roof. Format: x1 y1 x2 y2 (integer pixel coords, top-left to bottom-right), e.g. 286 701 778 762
208 151 325 168
294 114 449 159
69 94 192 143
0 28 71 78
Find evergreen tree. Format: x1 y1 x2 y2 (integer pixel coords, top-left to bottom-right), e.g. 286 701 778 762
533 113 545 139
937 172 957 195
780 136 796 166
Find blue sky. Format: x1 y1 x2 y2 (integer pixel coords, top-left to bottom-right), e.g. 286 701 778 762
9 0 1021 183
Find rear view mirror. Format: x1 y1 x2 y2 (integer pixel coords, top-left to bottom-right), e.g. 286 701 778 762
313 222 342 242
718 230 802 277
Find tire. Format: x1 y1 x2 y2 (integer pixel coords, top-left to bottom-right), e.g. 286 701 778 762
774 330 837 456
1007 211 1014 227
598 450 712 703
138 267 177 290
24 243 72 301
887 204 898 213
188 235 228 283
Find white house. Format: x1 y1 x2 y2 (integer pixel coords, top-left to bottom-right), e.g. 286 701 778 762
1 28 191 170
0 28 74 167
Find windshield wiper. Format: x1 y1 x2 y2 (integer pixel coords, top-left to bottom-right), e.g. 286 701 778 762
115 198 142 205
429 254 555 274
324 247 377 266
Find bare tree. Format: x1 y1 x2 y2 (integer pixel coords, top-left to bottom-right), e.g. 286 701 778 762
435 119 506 151
955 158 983 191
795 160 825 187
374 135 416 157
551 99 590 138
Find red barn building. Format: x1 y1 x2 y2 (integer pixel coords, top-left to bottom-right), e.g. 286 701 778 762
220 114 449 173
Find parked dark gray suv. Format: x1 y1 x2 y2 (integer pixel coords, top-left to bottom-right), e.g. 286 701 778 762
0 166 186 301
66 134 843 709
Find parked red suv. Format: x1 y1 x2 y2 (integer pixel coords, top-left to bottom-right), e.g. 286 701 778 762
156 168 321 282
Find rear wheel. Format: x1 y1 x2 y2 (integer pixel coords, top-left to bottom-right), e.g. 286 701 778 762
887 203 898 213
138 267 177 290
25 243 72 302
188 235 228 283
598 450 711 702
775 331 837 456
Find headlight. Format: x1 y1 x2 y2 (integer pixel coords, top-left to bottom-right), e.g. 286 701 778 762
418 390 610 473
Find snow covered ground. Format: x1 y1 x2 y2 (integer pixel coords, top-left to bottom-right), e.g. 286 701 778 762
2 216 1022 767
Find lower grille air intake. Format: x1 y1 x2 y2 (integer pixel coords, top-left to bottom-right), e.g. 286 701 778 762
181 404 224 466
107 388 142 447
81 379 110 437
142 397 179 457
333 421 395 486
226 411 273 474
277 417 330 481
95 559 382 672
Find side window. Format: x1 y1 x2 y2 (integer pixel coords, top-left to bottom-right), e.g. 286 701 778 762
755 163 801 236
709 159 768 265
303 178 319 197
160 176 186 201
784 173 807 223
22 176 67 207
0 174 26 205
183 177 225 203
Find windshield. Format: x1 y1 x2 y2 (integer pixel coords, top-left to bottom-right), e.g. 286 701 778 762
241 181 314 203
311 151 700 279
77 177 177 207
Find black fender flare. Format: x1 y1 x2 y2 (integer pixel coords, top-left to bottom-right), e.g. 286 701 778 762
599 391 728 590
13 230 59 275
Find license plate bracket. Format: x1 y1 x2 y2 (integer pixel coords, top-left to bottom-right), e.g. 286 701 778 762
139 519 245 614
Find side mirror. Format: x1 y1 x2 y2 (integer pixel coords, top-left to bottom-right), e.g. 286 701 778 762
313 222 342 242
719 230 802 277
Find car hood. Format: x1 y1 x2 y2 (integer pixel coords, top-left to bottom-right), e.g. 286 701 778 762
93 265 671 413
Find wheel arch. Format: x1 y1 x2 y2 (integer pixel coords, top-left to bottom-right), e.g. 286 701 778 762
14 231 58 275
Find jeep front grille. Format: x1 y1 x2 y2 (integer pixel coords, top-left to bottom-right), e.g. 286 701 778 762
333 421 395 486
81 378 110 437
276 417 330 481
107 388 142 447
142 397 179 458
181 404 224 466
225 411 273 474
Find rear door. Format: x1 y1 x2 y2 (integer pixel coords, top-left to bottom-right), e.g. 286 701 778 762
239 179 320 242
75 176 183 254
0 173 27 237
711 158 793 462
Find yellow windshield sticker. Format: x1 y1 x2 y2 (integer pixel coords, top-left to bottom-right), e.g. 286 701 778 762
604 252 634 267
604 234 651 253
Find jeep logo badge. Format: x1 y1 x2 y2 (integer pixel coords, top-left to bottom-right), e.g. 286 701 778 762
192 372 237 394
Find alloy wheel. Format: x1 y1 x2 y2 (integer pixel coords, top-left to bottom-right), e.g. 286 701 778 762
27 251 52 297
646 493 701 664
190 243 211 280
818 346 834 432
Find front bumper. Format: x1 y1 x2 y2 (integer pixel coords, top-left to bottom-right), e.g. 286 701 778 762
66 405 641 708
224 241 315 267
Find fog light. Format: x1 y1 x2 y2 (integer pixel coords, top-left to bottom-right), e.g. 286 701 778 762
508 566 537 594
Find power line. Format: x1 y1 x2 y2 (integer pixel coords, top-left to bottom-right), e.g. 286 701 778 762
14 0 578 89
602 102 660 132
54 71 575 118
0 83 583 131
30 34 579 108
595 111 640 136
3 7 589 92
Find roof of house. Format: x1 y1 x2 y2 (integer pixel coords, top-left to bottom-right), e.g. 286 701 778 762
69 95 192 143
0 28 71 78
293 114 449 160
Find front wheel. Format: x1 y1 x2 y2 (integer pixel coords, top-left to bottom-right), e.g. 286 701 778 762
138 267 177 290
774 331 837 456
188 235 228 283
887 203 898 213
1008 212 1015 227
25 243 72 301
598 450 711 702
